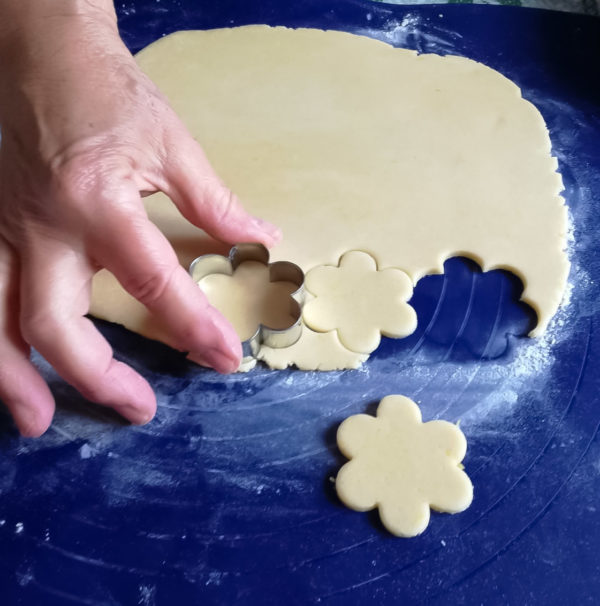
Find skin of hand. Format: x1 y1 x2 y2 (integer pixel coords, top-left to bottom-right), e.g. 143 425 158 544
0 1 281 436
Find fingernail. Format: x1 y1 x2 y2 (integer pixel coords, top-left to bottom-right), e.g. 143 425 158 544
18 421 46 438
118 403 155 426
130 409 155 426
251 217 282 245
187 350 212 367
189 347 240 374
211 348 241 374
16 404 51 438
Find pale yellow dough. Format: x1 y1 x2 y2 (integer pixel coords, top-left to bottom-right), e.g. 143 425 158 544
303 251 417 354
198 261 299 342
258 328 368 371
90 26 569 369
336 395 473 537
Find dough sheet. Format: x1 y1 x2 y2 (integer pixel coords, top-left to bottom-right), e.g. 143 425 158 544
90 26 569 370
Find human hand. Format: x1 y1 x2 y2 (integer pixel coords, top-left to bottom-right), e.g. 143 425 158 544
0 1 280 436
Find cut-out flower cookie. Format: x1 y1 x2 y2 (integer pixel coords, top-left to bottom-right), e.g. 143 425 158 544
336 395 473 537
302 251 417 354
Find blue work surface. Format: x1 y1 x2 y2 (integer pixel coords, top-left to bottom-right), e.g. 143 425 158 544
2 1 600 604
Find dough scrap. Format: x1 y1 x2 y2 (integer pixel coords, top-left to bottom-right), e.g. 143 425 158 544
336 395 473 537
90 26 569 370
257 327 368 371
303 251 417 354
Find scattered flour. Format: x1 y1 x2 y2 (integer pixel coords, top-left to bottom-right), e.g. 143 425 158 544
205 571 227 587
381 15 422 44
16 566 34 587
138 584 157 606
79 443 94 459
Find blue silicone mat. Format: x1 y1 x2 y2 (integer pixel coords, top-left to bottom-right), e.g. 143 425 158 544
1 1 600 604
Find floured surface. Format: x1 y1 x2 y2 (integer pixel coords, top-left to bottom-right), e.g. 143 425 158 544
90 25 569 368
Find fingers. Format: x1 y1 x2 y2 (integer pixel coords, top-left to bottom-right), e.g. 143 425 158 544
163 138 282 247
0 238 55 437
18 239 157 426
89 190 242 373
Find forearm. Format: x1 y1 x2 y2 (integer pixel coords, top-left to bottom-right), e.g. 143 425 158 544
0 0 119 87
0 0 116 35
0 0 133 157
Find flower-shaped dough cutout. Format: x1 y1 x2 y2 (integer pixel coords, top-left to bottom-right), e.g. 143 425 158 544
336 395 473 537
199 261 300 342
303 251 417 354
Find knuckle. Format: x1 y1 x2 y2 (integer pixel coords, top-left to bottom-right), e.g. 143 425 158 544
54 154 103 200
52 148 126 206
68 357 113 405
0 356 20 392
20 309 60 347
122 264 177 308
211 187 239 225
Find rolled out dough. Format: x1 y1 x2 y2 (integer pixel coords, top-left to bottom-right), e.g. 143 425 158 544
258 328 368 371
90 26 569 370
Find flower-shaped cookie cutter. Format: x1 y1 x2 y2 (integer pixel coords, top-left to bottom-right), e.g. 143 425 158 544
189 243 305 361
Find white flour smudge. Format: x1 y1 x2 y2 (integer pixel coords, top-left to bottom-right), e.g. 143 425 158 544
138 584 157 606
79 443 94 459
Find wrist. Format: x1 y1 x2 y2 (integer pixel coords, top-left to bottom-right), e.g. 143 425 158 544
0 0 121 79
0 1 125 127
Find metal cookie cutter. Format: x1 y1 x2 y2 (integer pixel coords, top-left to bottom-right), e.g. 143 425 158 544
189 243 305 362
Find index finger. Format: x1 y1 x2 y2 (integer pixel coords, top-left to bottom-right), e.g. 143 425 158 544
90 192 242 373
